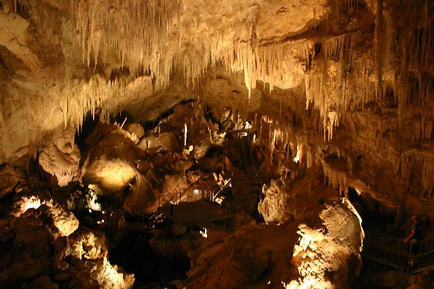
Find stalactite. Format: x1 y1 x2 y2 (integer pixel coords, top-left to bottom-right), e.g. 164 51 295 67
375 0 384 102
322 158 348 195
400 149 434 200
394 0 433 142
70 0 181 89
56 75 131 134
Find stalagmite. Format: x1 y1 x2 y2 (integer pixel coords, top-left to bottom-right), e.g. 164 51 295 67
184 123 188 146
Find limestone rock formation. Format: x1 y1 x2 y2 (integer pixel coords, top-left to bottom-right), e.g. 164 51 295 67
81 123 143 193
139 132 181 152
124 123 145 140
286 199 364 288
38 128 81 187
258 179 288 224
47 203 80 237
11 196 79 237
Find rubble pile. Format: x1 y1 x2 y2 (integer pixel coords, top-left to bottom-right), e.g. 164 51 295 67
0 178 133 289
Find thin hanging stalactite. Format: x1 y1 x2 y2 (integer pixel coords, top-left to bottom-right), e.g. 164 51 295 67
375 0 384 102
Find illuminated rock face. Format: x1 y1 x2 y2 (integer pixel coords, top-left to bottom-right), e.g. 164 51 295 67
81 123 142 193
38 128 81 187
11 195 79 237
286 199 364 288
258 179 288 224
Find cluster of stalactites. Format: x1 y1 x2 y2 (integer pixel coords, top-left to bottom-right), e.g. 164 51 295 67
68 1 314 94
224 41 312 95
396 19 433 142
70 0 181 89
6 0 431 143
36 0 376 140
400 148 434 200
304 34 381 141
253 114 316 170
213 2 428 143
170 38 312 97
59 76 128 132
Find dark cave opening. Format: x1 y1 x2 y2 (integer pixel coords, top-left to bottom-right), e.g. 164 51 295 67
75 112 100 153
109 231 191 289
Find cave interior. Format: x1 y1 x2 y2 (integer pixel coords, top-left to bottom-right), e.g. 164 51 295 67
0 0 433 288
